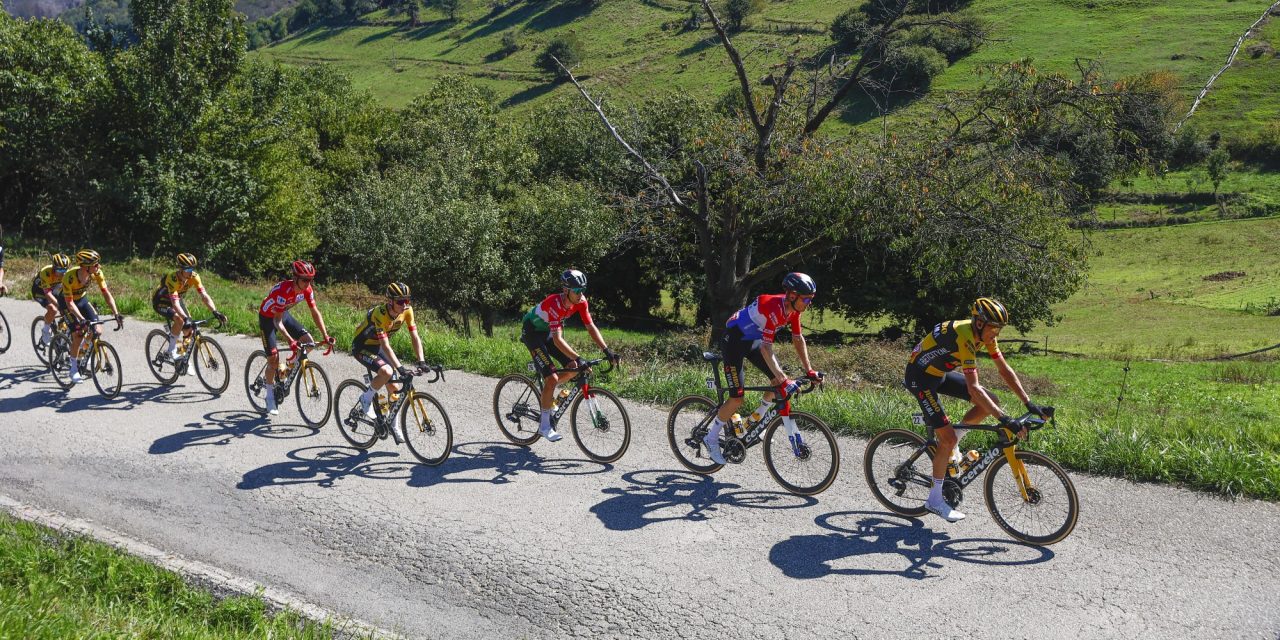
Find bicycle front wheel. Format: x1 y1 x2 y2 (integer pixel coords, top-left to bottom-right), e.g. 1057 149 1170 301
294 361 332 427
762 411 840 496
193 337 231 395
334 379 378 449
0 310 10 354
666 395 723 474
863 429 931 517
569 387 630 463
30 317 49 365
984 450 1080 546
90 340 123 399
492 374 542 446
243 350 271 413
47 334 74 390
402 391 453 466
145 329 180 385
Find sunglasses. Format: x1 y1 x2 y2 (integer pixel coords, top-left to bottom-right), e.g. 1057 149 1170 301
54 268 67 274
800 296 815 304
393 298 411 305
569 287 587 294
181 267 195 273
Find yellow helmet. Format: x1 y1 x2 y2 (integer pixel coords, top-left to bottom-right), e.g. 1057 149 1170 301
75 249 101 266
386 282 411 300
177 253 198 268
971 297 1009 325
51 253 72 269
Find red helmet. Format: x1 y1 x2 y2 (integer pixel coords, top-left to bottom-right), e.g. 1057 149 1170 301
292 260 316 278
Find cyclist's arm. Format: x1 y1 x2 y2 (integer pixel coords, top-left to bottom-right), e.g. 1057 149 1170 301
409 327 425 364
308 304 330 341
962 368 1006 419
760 341 787 384
65 295 85 323
792 334 815 375
550 329 580 362
100 283 120 317
43 288 60 307
0 267 6 293
584 322 609 354
378 333 402 370
197 289 219 316
992 355 1031 406
172 292 191 322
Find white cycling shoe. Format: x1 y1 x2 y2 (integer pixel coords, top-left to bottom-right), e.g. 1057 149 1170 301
69 372 85 385
703 433 727 465
538 424 563 442
925 499 966 523
360 396 376 420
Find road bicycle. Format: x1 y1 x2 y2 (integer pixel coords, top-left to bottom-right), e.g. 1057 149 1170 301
863 409 1079 545
244 341 333 427
0 292 11 355
144 318 231 394
47 318 124 398
492 356 631 463
30 312 70 365
667 352 839 496
334 364 453 466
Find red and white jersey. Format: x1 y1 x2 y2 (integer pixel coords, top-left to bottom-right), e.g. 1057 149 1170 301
259 280 316 318
524 293 593 332
726 294 802 344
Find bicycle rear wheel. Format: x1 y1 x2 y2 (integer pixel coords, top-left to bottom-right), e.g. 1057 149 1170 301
30 317 49 364
762 411 840 496
334 379 378 449
666 395 724 474
145 329 180 385
294 361 332 427
90 340 123 399
569 388 630 463
863 429 931 517
193 336 231 395
984 450 1079 546
243 350 271 413
492 374 542 446
402 391 453 466
0 310 10 354
47 334 74 390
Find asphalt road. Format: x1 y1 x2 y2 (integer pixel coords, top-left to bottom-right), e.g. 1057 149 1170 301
0 296 1277 639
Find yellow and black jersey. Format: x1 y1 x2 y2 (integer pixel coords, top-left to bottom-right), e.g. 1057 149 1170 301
32 265 64 293
152 271 205 303
353 304 417 349
907 319 1002 377
62 266 106 301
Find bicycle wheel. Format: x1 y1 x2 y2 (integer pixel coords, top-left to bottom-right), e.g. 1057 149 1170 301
193 337 231 395
569 387 631 463
666 395 724 474
0 310 10 354
402 391 453 466
983 450 1080 546
47 333 74 390
145 329 180 385
492 374 542 446
294 360 332 427
762 411 840 496
30 317 49 365
863 429 932 517
90 340 123 399
334 379 378 449
243 350 272 413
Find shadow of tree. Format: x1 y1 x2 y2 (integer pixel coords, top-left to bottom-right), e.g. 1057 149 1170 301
590 470 818 531
458 1 543 44
526 2 596 32
501 80 562 108
769 510 1054 580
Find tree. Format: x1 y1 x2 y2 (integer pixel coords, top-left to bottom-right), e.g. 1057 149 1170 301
723 0 763 31
537 33 584 78
435 0 461 20
1206 148 1229 198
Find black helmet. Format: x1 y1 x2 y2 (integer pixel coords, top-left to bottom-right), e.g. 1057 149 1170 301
386 282 411 300
561 269 588 290
782 272 817 295
971 297 1010 325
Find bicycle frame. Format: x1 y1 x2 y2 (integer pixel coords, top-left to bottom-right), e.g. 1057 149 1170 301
367 366 444 429
699 355 814 447
532 357 612 425
902 414 1048 499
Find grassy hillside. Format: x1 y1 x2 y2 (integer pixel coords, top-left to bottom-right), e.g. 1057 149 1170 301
1192 11 1280 140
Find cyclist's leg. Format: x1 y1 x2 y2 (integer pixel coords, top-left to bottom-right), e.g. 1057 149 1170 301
716 329 752 422
905 369 965 521
520 320 560 409
154 297 179 353
354 349 391 417
259 314 280 384
282 312 312 347
743 342 779 419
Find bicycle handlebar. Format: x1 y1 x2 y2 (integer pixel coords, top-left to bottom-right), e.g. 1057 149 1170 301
406 364 445 384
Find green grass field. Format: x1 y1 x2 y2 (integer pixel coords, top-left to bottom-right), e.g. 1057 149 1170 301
0 514 338 639
1189 13 1280 140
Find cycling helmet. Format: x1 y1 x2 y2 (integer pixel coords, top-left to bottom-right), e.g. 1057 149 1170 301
782 272 817 295
292 260 316 278
386 282 411 299
177 253 198 268
76 249 101 266
51 253 72 269
561 269 588 290
972 297 1009 325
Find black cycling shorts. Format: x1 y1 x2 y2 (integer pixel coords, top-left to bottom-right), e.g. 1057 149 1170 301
520 319 571 377
31 285 65 311
258 312 310 355
69 298 99 326
152 294 189 321
721 326 773 399
354 348 389 374
903 366 998 429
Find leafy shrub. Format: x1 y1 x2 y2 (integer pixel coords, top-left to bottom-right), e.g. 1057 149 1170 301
537 33 585 77
723 0 764 31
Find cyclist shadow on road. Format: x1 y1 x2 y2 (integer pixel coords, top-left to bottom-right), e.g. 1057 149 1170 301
403 441 612 487
0 365 50 391
50 383 211 413
237 445 399 490
769 511 1054 580
590 470 818 531
150 410 319 455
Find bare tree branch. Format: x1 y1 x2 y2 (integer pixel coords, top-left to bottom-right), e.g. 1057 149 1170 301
700 0 763 135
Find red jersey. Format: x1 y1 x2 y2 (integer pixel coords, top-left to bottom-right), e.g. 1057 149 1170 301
523 293 592 332
726 294 802 344
259 280 316 318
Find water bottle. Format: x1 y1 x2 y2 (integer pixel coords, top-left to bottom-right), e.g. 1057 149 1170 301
730 413 745 437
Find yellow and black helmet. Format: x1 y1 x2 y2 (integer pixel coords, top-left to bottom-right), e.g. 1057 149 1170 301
177 253 198 268
75 249 101 266
972 297 1009 325
51 253 72 269
386 282 411 300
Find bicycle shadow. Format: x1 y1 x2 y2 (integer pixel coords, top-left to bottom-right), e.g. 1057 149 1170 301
768 510 1054 580
0 364 51 391
52 383 202 413
402 441 613 487
150 410 318 455
236 445 399 490
590 470 818 531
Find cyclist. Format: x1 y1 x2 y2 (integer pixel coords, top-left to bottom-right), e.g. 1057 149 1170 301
904 297 1048 523
62 250 123 384
31 253 72 345
151 253 227 371
257 260 334 415
520 269 619 442
704 272 822 465
351 282 429 419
